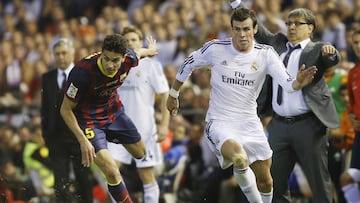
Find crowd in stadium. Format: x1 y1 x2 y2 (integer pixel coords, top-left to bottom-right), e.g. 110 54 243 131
0 0 359 202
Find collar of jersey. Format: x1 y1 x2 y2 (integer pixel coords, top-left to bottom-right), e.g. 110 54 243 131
97 57 118 78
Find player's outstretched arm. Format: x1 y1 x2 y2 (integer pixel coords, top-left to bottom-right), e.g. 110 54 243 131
292 64 317 90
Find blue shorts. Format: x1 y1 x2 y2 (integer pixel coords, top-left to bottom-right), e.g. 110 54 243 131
83 110 141 152
350 131 360 169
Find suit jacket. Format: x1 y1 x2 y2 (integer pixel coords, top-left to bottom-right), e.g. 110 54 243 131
41 69 76 144
255 23 340 128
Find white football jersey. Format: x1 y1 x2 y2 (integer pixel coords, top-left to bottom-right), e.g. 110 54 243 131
118 57 169 140
176 38 295 121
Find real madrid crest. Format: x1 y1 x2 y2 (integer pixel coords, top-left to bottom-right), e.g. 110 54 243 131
251 61 258 71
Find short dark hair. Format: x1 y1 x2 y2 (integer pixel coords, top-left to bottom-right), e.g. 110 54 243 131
102 34 128 55
324 9 341 19
288 8 316 31
230 7 257 28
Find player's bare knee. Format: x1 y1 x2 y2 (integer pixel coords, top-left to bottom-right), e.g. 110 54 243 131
105 167 121 183
257 178 273 192
133 148 146 160
232 154 248 169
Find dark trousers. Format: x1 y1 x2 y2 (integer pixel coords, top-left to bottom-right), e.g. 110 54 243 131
48 140 94 203
268 114 333 203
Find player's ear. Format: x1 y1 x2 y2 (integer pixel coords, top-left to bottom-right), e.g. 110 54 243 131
254 24 259 35
308 24 314 36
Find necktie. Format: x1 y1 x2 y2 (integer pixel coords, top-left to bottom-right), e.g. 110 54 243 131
61 72 67 90
276 44 301 105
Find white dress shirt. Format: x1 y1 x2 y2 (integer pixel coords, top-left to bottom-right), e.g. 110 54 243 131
272 39 311 116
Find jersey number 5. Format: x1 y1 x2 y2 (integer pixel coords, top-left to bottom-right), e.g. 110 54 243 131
85 128 95 139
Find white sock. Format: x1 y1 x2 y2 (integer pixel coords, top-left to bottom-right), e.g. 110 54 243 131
143 182 160 203
234 167 262 203
260 189 273 203
342 183 360 203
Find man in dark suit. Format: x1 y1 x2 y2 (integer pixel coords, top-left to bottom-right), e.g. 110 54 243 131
229 1 340 202
258 5 338 203
41 38 93 203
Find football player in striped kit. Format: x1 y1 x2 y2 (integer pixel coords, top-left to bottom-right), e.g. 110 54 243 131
60 34 157 203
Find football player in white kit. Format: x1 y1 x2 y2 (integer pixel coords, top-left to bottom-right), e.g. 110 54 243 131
108 26 170 203
167 7 317 203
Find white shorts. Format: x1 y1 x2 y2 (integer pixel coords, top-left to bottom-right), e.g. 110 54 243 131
204 119 272 169
347 168 360 182
108 134 163 168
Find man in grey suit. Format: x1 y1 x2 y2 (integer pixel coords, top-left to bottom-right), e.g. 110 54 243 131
255 4 340 203
229 1 341 202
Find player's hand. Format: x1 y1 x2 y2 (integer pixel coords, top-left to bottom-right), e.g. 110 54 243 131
321 45 336 57
167 96 179 116
146 36 158 56
80 139 96 167
294 64 317 89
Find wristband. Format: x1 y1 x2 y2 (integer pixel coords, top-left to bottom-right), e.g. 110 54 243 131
169 88 179 98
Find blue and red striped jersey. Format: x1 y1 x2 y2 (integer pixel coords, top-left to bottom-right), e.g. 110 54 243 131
65 49 138 128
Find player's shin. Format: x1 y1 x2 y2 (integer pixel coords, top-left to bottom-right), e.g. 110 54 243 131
143 182 160 203
108 181 133 203
260 189 273 203
233 167 262 203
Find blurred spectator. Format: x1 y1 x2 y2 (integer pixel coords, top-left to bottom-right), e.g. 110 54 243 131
340 27 360 203
3 0 43 22
255 0 287 34
163 64 177 87
345 23 360 64
325 67 348 120
321 9 347 59
328 84 355 152
0 159 36 201
153 24 177 66
0 175 26 203
172 35 191 70
343 0 360 27
23 59 48 113
22 124 55 202
77 17 97 48
13 124 32 172
178 86 197 122
0 40 23 114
